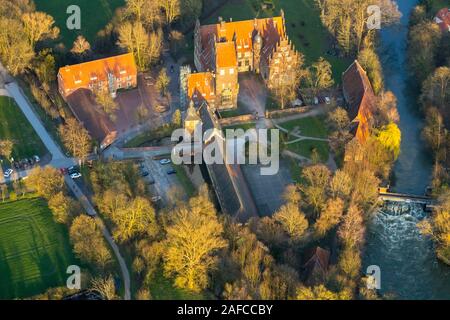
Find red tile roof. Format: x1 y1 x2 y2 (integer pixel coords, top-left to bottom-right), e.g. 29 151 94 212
303 247 330 286
215 41 237 68
435 8 450 32
65 89 117 148
199 17 285 70
187 72 215 103
58 53 137 93
342 60 376 144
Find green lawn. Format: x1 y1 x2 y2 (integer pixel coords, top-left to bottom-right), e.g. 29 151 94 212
0 198 78 299
429 0 450 14
124 125 175 148
200 0 350 82
279 116 329 162
286 139 329 162
35 0 125 47
0 96 47 160
280 116 328 138
173 164 196 198
222 123 256 135
149 268 205 300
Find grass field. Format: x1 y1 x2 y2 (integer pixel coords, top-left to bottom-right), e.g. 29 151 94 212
280 116 329 162
0 96 47 160
149 268 205 300
35 0 125 47
201 0 350 82
281 116 328 138
173 164 196 198
0 198 78 299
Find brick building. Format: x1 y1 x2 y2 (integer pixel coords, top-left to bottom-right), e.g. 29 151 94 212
181 10 299 110
342 60 376 144
57 53 137 99
434 8 450 33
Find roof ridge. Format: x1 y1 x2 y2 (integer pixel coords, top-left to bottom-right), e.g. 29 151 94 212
59 52 134 71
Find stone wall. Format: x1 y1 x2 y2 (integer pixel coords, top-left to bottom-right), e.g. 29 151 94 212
218 114 256 127
266 106 311 119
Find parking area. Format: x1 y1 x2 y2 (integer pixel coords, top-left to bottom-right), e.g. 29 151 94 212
241 159 293 216
138 156 187 206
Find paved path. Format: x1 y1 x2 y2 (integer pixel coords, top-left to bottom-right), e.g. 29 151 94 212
3 75 131 300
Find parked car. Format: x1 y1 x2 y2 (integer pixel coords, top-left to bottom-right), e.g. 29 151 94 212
166 169 177 175
33 155 40 163
313 97 319 105
68 166 77 174
151 196 161 202
155 105 169 113
3 168 13 178
159 159 171 165
324 97 331 104
70 172 82 179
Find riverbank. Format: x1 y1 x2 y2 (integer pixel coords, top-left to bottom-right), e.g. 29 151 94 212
363 0 450 299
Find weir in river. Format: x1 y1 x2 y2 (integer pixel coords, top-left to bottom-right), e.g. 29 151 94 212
362 0 450 299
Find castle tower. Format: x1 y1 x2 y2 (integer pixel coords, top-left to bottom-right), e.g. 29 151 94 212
184 100 202 136
253 32 262 73
179 65 191 110
214 41 239 110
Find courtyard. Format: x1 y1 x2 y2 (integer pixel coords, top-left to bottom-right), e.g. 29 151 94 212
66 73 172 147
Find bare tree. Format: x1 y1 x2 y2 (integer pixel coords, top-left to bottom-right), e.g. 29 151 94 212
117 21 162 71
58 118 92 163
21 11 59 48
0 139 13 160
91 275 116 300
0 17 34 75
161 0 181 25
71 35 91 60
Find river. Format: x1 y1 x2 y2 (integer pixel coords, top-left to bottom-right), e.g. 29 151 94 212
362 0 450 299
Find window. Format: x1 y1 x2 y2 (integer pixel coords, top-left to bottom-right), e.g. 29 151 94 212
229 68 234 75
221 88 232 105
245 60 249 66
220 69 225 76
